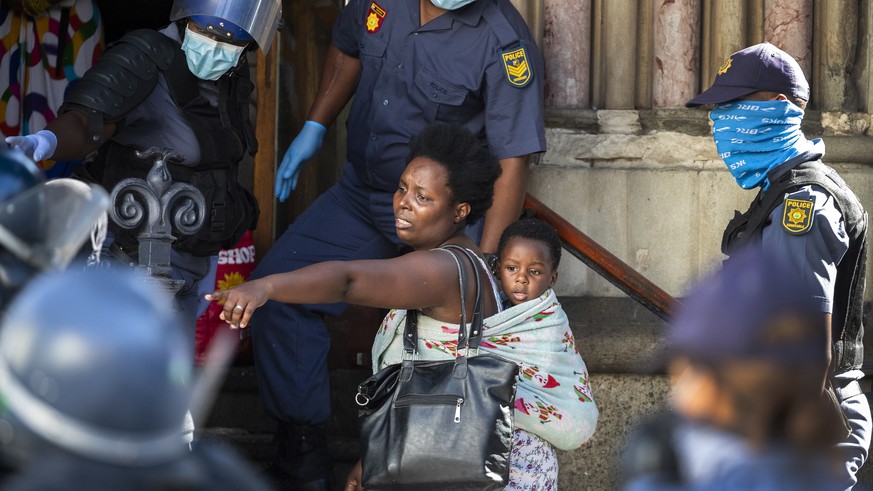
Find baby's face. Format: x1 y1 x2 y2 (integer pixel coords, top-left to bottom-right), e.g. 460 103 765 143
497 237 557 305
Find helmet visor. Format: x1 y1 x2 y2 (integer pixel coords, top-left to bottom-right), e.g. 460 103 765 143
0 179 109 270
170 0 282 53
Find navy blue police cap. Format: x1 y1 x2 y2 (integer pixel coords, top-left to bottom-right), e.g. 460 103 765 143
669 247 826 365
686 42 809 107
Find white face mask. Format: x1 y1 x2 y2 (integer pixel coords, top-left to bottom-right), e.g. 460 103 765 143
181 28 245 81
430 0 477 10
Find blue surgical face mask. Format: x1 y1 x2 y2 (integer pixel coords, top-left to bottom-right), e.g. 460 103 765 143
181 28 245 81
710 99 821 189
430 0 477 10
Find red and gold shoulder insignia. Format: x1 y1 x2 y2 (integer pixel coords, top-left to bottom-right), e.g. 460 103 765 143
366 2 387 33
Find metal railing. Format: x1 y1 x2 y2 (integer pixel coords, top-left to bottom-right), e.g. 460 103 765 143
523 193 677 322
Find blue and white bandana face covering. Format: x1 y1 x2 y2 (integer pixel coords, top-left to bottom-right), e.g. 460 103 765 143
181 28 245 81
710 99 821 189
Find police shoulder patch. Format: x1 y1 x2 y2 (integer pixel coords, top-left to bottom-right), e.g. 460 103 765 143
366 2 387 33
781 196 815 235
501 45 532 88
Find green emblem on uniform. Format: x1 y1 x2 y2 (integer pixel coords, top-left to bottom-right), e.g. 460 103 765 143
782 197 815 235
501 46 532 88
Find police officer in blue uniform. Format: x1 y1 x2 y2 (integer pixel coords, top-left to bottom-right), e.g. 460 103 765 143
686 43 870 489
5 0 281 330
622 249 847 491
253 0 545 488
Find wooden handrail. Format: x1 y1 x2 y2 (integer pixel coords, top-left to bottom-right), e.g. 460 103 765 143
523 193 678 321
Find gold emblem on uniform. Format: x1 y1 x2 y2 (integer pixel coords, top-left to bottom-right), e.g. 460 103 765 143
501 46 532 88
782 197 814 234
366 2 387 33
718 56 733 75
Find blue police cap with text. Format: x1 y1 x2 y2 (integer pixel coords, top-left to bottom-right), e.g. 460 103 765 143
686 42 809 107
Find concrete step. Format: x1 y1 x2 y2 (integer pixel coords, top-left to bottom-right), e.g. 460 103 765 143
199 365 369 489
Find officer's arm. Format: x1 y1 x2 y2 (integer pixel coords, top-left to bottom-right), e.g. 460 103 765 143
306 43 361 126
480 155 531 253
44 111 116 162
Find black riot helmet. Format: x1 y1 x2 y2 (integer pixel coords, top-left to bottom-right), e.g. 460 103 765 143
0 268 193 468
0 149 109 310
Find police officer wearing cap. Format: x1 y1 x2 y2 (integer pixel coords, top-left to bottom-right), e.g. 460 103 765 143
249 0 545 489
686 42 870 489
622 249 848 490
4 0 281 330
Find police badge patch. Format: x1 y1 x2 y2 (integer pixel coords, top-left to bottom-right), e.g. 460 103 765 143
501 45 532 88
366 2 387 33
718 56 733 75
782 197 815 235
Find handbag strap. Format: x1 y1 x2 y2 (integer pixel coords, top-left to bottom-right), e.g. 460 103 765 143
443 245 485 350
402 245 484 357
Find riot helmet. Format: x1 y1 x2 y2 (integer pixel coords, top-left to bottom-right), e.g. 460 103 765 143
0 268 193 467
0 150 41 203
170 0 282 53
0 150 109 309
189 15 254 44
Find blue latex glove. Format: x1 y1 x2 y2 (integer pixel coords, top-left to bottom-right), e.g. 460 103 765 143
275 121 326 202
5 130 58 161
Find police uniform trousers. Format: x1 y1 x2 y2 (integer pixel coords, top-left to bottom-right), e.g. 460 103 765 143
249 162 400 424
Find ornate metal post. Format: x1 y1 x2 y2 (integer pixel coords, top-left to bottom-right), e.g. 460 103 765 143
108 147 206 296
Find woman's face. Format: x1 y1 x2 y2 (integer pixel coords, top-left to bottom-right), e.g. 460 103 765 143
393 157 463 250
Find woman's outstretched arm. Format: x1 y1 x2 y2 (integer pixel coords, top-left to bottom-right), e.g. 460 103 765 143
206 249 461 328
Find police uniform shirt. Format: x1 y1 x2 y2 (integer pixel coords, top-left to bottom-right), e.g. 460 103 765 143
761 184 849 314
333 0 546 191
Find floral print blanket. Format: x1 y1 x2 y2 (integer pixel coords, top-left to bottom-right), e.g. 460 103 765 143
372 288 599 450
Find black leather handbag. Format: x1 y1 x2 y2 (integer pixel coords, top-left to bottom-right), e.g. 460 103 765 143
355 245 519 490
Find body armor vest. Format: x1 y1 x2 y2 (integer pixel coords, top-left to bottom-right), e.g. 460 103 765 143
64 29 259 257
722 161 868 372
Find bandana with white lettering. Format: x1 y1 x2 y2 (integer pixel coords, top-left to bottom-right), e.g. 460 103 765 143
710 100 822 189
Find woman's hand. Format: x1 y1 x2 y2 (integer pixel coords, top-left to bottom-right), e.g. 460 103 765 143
344 459 364 491
204 279 271 329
